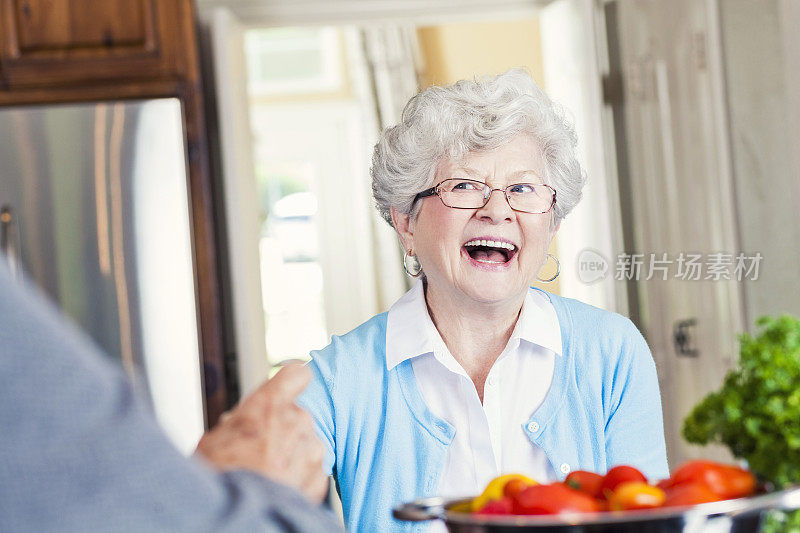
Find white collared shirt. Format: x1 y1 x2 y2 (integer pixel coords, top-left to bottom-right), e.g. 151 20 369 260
386 280 562 506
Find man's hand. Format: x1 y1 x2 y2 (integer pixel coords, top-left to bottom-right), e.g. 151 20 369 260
195 363 328 503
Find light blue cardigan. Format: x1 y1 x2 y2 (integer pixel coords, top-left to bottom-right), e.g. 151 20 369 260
298 289 669 532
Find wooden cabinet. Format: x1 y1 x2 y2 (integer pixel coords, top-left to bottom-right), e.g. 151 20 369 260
0 0 188 89
0 0 231 428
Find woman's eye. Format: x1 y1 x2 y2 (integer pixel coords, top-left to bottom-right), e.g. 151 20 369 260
510 184 535 194
452 181 481 191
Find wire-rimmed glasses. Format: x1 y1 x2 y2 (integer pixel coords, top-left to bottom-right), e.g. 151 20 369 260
414 178 556 214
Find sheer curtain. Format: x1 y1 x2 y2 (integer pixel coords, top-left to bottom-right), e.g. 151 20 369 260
344 24 424 310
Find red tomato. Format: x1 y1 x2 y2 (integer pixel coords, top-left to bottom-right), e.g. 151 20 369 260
476 496 514 515
514 483 602 515
662 482 722 507
718 466 757 499
565 471 604 499
666 461 756 500
607 481 666 511
599 466 648 498
503 478 533 500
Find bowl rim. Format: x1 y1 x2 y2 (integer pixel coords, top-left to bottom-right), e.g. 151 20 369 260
394 486 800 526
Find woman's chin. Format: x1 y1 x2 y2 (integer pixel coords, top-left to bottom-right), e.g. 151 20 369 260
456 277 528 306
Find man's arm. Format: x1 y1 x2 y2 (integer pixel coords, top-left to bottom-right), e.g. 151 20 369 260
0 264 340 532
195 363 329 503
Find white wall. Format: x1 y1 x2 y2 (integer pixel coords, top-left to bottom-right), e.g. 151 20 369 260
540 0 624 312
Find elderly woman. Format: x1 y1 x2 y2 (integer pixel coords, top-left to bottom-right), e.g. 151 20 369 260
298 69 668 532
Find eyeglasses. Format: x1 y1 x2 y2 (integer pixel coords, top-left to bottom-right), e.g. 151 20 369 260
414 178 556 214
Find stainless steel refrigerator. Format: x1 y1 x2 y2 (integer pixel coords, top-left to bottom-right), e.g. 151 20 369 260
0 98 204 454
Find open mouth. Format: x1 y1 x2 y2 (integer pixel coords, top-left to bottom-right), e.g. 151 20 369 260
463 239 518 265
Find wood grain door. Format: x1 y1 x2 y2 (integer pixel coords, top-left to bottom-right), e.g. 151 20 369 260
605 0 746 467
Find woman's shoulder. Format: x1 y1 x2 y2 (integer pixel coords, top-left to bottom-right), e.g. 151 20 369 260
535 289 647 356
537 291 655 397
539 290 637 332
307 312 390 385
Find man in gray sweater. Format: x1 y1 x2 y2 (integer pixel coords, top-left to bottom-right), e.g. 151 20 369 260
0 262 341 532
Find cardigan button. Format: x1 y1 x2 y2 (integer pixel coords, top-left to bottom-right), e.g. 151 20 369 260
527 421 539 433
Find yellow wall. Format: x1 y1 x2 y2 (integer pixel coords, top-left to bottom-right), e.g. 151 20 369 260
417 18 545 88
416 18 558 293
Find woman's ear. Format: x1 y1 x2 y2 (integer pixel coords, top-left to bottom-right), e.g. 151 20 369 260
546 218 561 247
550 216 561 237
390 206 414 251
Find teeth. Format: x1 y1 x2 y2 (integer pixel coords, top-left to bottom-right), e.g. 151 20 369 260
463 239 516 251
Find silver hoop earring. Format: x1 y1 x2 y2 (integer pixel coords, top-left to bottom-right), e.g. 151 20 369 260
536 253 560 283
403 250 422 278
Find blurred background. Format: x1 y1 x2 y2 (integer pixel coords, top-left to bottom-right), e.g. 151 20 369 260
197 0 800 468
0 0 798 473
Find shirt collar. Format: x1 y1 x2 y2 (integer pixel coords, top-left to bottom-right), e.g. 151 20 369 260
386 280 436 370
515 288 563 357
386 281 562 371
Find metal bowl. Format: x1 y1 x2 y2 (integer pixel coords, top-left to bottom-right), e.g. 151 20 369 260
394 487 800 532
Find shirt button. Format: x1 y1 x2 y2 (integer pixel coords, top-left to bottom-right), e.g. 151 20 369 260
487 376 496 386
527 421 539 433
560 463 571 474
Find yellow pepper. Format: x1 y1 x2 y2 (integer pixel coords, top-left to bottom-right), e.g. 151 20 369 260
470 473 537 511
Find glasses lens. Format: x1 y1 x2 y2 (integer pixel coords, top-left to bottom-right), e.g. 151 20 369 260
437 179 555 213
507 184 555 213
438 179 488 208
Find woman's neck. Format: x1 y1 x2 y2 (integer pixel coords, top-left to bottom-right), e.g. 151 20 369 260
423 279 524 397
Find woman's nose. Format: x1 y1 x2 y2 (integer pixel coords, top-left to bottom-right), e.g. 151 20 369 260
475 189 515 222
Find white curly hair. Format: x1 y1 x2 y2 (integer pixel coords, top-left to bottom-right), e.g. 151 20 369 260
371 68 586 226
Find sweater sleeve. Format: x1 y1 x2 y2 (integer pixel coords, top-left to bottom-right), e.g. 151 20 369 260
0 264 342 532
604 318 670 481
297 350 337 476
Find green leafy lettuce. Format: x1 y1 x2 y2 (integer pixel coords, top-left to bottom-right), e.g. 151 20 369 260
682 315 800 531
